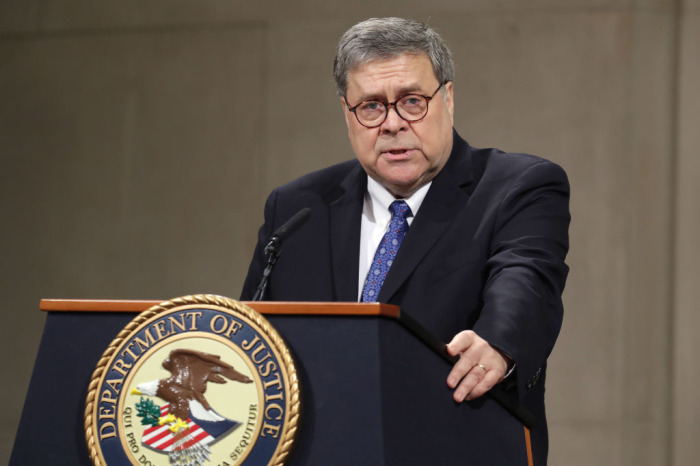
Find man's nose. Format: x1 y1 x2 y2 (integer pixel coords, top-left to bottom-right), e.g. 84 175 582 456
380 104 408 134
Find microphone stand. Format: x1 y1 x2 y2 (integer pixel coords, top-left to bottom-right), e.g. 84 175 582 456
251 207 312 302
252 237 281 301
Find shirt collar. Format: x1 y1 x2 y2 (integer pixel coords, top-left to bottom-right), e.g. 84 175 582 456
365 176 431 224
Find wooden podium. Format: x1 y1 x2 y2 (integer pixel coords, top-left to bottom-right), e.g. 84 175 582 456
11 299 535 465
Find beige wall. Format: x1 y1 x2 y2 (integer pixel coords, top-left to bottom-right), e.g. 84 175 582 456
672 0 700 464
1 1 697 464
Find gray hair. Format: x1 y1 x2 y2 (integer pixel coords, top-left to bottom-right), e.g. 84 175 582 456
333 17 454 97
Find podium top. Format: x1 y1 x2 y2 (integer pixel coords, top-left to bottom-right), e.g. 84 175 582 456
39 299 400 317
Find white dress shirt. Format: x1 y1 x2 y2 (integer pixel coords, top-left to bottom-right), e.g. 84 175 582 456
357 176 432 300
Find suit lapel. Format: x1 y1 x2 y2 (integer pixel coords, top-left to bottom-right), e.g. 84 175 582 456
378 134 474 303
329 163 366 301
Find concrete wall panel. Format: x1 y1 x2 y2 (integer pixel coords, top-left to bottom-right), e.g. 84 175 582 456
0 25 265 461
262 20 351 193
672 10 700 466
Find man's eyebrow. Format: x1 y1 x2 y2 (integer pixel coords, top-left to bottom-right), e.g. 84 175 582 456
352 85 426 103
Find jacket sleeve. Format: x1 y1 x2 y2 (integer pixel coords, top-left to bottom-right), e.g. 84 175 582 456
472 160 570 399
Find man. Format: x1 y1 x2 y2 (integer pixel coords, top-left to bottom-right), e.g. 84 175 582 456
242 17 569 465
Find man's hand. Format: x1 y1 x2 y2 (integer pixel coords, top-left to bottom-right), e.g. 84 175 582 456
446 330 510 402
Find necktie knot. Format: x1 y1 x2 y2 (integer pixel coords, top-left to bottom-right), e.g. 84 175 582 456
389 200 411 222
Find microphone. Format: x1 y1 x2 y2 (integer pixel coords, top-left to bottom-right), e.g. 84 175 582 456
270 207 312 244
253 208 311 301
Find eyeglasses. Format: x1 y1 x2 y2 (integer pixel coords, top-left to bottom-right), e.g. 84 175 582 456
345 83 445 128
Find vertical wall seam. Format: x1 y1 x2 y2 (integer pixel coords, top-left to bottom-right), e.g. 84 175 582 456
666 0 683 465
258 22 270 226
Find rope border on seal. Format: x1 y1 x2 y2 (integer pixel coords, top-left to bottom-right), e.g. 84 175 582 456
84 294 301 466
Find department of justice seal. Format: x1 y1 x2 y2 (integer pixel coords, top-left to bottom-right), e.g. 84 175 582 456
84 295 300 466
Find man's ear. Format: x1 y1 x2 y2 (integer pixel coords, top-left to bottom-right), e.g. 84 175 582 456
443 81 455 123
341 97 351 129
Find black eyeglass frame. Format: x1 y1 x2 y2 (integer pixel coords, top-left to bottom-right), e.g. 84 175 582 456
344 82 446 128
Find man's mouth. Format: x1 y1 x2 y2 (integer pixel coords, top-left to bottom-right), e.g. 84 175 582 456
382 148 412 157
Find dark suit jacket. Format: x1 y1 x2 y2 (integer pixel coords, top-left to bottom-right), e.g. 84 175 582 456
241 130 570 464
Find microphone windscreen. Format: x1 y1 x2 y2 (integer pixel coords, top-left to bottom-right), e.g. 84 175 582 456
272 207 311 242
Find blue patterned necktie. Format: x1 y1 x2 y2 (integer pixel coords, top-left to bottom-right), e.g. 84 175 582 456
361 200 412 302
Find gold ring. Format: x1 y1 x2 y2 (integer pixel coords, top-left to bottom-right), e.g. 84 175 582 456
477 363 487 372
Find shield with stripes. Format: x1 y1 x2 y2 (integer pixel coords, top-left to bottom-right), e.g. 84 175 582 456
141 404 240 453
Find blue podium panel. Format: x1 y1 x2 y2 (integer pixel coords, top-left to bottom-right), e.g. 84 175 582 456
266 315 385 465
12 307 535 465
270 315 532 466
377 318 530 466
11 312 133 465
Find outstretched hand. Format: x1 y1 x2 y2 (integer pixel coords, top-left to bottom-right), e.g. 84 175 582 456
446 330 510 402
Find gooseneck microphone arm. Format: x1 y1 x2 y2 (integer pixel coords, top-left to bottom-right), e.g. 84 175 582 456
252 208 311 301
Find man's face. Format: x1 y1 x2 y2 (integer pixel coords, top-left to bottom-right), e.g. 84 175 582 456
343 53 454 198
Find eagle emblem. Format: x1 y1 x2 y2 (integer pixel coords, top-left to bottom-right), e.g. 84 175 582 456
131 348 253 465
85 296 300 466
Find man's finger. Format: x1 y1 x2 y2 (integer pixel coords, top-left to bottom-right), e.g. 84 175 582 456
466 369 502 400
447 349 480 388
446 330 475 356
452 369 483 402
